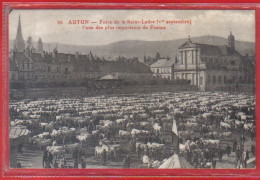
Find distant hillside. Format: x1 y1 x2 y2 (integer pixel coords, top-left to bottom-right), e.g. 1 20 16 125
9 35 255 62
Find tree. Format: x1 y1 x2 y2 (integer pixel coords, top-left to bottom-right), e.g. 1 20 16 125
155 52 161 60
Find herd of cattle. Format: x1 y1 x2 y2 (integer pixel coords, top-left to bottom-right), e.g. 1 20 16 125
9 92 255 168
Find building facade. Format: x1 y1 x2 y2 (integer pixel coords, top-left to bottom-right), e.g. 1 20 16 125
174 33 254 91
150 58 175 80
9 16 153 87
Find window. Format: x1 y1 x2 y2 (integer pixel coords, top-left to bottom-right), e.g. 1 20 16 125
208 75 211 84
191 51 194 64
218 76 222 84
224 76 227 84
213 76 216 84
27 63 29 69
157 69 159 73
22 63 25 70
35 75 38 80
48 66 51 72
231 61 236 65
200 77 203 85
65 68 69 74
184 51 187 65
57 67 60 72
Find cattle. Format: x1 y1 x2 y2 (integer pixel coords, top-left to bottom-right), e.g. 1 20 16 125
220 132 232 138
119 130 131 139
153 123 162 132
220 122 231 131
142 155 150 164
244 123 254 133
131 129 142 136
202 139 220 146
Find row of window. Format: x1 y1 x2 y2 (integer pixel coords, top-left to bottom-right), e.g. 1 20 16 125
21 63 33 70
47 66 69 74
204 57 238 66
153 68 171 74
208 75 246 85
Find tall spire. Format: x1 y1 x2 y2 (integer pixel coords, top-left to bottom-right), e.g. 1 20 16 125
14 15 25 52
228 30 235 52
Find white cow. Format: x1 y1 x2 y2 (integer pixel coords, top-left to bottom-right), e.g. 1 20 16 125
220 122 231 131
119 130 131 138
153 123 162 132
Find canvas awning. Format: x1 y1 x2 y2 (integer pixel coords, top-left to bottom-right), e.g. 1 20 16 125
159 154 193 169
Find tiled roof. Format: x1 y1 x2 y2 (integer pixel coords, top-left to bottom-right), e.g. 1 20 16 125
12 52 30 63
150 59 175 68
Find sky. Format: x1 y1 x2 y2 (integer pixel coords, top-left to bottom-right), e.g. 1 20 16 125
9 10 255 46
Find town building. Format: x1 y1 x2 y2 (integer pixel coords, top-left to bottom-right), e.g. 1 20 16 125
13 15 25 52
173 33 254 91
150 58 175 80
9 16 153 87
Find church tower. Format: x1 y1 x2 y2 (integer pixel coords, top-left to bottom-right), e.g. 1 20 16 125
14 15 25 52
37 38 43 52
228 31 235 52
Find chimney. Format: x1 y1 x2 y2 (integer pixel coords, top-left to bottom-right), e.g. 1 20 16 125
41 51 45 58
52 48 58 58
75 52 79 60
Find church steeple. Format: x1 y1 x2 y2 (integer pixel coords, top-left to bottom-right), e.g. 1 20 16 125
37 38 43 52
228 30 235 52
14 15 25 52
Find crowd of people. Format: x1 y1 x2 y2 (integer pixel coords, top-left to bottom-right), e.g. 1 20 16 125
10 92 255 169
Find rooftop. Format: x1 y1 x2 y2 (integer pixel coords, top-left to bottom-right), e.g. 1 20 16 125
150 59 175 68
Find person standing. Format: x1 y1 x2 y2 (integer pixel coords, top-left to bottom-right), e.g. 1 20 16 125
218 147 222 163
54 158 59 168
81 156 86 169
43 149 48 168
226 144 231 157
212 159 216 169
236 147 241 161
102 149 107 165
123 153 131 168
233 139 237 152
137 144 141 158
48 152 53 168
73 148 79 168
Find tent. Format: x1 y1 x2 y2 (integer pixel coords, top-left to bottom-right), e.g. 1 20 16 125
159 154 193 169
